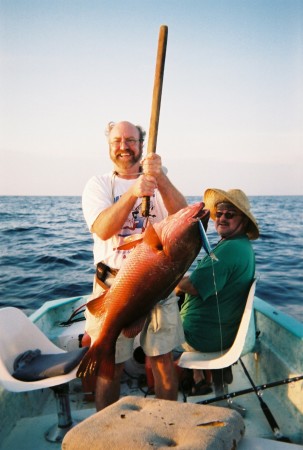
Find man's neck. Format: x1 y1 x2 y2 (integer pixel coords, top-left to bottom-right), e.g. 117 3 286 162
219 232 246 241
113 165 142 180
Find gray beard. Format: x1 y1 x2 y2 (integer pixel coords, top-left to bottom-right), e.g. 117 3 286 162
110 149 143 170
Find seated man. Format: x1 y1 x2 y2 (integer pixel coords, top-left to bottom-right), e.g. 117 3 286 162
175 188 259 395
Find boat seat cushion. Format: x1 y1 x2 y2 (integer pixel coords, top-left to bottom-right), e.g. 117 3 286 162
62 396 245 450
12 347 88 381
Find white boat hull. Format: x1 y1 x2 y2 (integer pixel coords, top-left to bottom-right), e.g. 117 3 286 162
0 295 302 449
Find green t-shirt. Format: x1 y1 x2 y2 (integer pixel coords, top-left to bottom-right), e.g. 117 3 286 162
180 235 255 352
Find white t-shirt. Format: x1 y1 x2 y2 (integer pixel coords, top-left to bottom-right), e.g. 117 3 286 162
82 171 168 269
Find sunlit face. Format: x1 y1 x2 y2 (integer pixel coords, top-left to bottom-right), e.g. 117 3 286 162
214 202 248 239
109 121 143 172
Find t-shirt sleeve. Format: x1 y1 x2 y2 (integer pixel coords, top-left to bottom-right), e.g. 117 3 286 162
190 241 241 301
82 175 112 231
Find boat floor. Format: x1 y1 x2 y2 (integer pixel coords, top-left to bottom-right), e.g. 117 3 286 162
2 362 302 450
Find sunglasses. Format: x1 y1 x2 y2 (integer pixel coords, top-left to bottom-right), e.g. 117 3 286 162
215 211 241 219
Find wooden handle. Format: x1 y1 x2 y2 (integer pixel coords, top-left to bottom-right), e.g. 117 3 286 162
142 25 168 217
147 25 168 154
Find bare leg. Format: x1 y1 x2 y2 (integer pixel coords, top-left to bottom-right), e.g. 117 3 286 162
193 369 204 384
95 362 125 411
148 352 178 401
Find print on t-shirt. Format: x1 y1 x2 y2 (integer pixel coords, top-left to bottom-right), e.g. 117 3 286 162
113 194 156 238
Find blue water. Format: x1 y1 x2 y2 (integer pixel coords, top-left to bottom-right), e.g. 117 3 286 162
0 196 302 323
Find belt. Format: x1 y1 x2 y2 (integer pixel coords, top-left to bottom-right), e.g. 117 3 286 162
95 261 119 290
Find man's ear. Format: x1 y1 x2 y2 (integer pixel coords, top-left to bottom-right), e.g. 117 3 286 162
242 216 250 230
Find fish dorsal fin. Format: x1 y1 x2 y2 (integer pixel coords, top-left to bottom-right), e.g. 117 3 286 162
86 291 108 316
144 224 163 251
116 234 144 251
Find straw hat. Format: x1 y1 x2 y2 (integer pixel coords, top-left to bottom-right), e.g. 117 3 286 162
203 188 259 240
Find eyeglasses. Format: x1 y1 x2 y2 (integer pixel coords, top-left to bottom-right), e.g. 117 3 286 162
110 138 141 149
215 211 241 219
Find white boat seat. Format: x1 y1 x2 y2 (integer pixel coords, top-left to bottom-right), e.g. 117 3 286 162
178 279 257 400
0 306 87 443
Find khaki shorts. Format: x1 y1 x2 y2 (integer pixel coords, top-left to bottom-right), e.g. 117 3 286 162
177 341 197 352
85 277 185 364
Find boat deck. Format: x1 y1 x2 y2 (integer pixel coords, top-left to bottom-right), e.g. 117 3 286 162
1 360 302 450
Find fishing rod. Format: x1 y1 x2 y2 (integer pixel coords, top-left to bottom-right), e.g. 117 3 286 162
142 25 168 217
238 358 292 442
197 371 303 442
196 374 302 404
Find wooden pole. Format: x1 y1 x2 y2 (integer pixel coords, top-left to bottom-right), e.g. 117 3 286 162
142 25 168 217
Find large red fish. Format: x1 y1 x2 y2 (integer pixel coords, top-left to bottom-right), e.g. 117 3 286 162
77 202 209 380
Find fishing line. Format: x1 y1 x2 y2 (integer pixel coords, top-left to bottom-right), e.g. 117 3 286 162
211 259 223 357
210 257 226 391
198 220 224 390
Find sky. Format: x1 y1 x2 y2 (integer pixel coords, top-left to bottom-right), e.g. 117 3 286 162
0 0 302 196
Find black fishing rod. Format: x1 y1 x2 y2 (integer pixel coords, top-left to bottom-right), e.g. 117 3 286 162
196 374 302 405
197 371 303 443
238 358 291 442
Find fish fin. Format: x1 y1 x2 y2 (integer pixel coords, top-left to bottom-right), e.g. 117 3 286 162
86 291 108 316
76 345 99 378
116 234 144 250
144 224 163 250
76 341 115 380
200 209 210 231
122 316 147 338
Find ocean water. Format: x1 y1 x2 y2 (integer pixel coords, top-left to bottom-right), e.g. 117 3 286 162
0 195 302 323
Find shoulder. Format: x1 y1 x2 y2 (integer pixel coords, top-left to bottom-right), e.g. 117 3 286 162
83 173 113 194
216 236 253 257
221 235 251 247
84 172 112 188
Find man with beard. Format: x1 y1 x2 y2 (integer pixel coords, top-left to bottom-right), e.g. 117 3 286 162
82 121 187 411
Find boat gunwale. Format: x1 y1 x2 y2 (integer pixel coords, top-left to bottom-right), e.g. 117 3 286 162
29 295 89 323
30 294 303 339
254 296 303 339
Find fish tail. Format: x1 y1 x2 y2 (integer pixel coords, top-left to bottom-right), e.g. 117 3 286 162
76 342 115 380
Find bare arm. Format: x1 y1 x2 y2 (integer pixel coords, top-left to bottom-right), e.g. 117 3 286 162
92 153 186 240
91 174 158 240
175 276 199 296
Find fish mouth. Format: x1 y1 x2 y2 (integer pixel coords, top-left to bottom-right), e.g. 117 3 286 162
191 203 210 221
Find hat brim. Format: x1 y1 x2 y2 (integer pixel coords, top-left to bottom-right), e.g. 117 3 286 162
203 188 259 240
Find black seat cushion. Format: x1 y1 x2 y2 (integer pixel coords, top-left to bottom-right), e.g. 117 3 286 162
12 347 88 381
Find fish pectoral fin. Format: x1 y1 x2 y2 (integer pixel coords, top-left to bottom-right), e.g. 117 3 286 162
76 342 115 380
122 316 147 338
87 291 107 316
144 224 163 251
76 347 98 378
116 234 144 250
